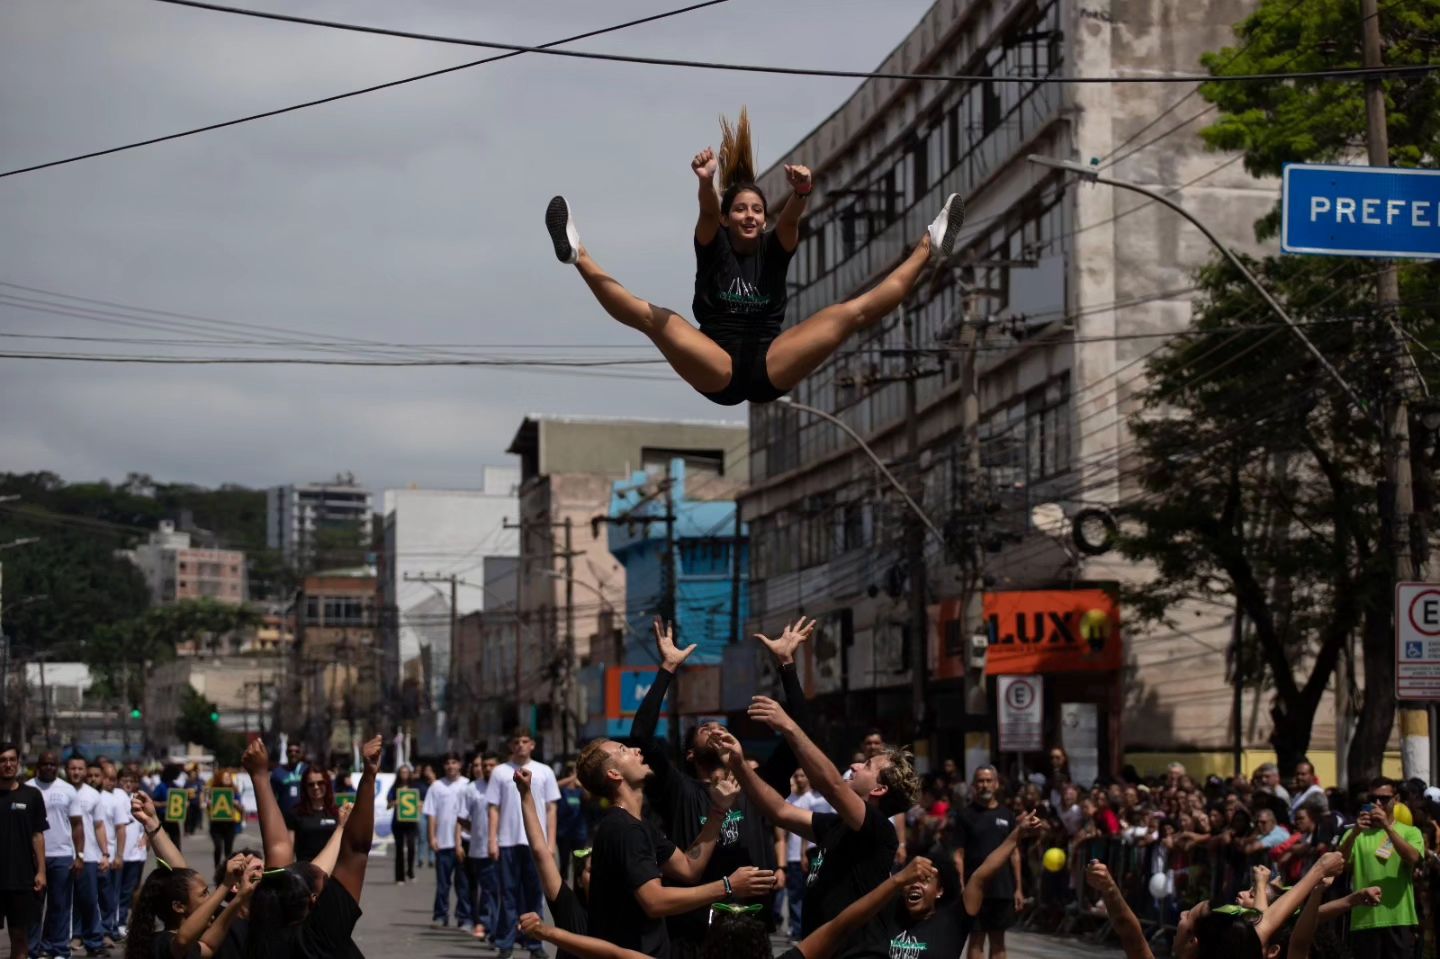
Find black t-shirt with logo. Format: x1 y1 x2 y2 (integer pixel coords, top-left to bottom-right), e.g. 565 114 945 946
0 783 47 890
692 227 795 332
588 808 677 958
802 806 899 955
884 901 972 959
285 810 340 864
950 804 1015 899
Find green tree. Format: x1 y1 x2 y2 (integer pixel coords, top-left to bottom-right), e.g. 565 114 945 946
176 686 222 751
1123 0 1440 779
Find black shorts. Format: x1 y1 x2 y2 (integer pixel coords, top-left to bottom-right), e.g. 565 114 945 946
1350 925 1416 959
973 898 1016 933
697 318 786 406
0 888 40 931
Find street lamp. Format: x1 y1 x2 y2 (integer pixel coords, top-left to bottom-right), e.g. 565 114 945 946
1024 154 1366 412
776 397 946 545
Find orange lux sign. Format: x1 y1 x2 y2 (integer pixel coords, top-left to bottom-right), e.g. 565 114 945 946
983 589 1122 675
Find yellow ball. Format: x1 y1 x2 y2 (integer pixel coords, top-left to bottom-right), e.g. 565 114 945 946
1081 609 1109 638
1043 847 1067 873
1396 802 1414 826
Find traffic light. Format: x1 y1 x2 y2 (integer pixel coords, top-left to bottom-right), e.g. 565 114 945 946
209 710 220 724
129 708 142 720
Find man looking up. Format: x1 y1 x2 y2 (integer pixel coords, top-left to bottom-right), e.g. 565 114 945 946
576 738 773 958
0 743 47 959
632 618 815 958
67 756 107 958
951 765 1021 959
487 729 560 959
717 696 919 959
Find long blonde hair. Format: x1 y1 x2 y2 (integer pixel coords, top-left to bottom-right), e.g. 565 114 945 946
717 107 766 214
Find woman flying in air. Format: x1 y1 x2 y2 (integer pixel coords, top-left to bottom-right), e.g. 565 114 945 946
544 109 965 406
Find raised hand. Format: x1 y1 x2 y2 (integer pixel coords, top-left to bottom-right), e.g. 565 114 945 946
713 730 746 768
360 735 383 774
1014 812 1046 839
707 776 740 813
654 619 697 673
1353 885 1382 907
1315 851 1346 878
892 855 936 889
224 853 248 888
747 695 796 734
131 792 159 831
728 866 777 897
692 147 718 181
337 803 353 827
518 913 550 940
237 859 263 900
514 767 533 796
1085 860 1117 892
755 616 816 666
1252 864 1271 887
783 164 813 194
241 739 269 776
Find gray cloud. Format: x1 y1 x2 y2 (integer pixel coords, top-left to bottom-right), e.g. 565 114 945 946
0 0 932 492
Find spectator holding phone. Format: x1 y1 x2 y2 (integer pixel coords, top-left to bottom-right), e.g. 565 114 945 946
1339 777 1424 959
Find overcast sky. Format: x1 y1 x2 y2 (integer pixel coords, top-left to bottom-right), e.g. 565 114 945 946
0 0 934 494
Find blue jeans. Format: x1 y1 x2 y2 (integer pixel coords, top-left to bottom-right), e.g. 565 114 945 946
785 859 805 936
495 845 544 953
466 854 498 934
433 848 472 924
98 863 121 937
118 860 144 930
29 856 74 958
72 860 104 950
417 815 434 866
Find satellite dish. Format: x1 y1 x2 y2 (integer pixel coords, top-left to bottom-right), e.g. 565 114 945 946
1031 502 1069 538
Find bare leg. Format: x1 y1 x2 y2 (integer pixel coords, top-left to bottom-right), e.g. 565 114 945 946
574 247 732 395
988 929 1006 959
764 234 932 392
965 928 986 959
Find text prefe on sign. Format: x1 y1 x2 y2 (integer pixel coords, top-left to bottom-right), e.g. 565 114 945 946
1282 163 1440 260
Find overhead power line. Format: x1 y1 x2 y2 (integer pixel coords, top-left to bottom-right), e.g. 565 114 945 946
152 0 1440 86
0 0 732 180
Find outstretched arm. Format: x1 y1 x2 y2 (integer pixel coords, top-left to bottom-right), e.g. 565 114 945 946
631 620 695 745
241 740 293 868
1318 885 1381 923
797 857 934 959
520 914 648 959
749 695 864 830
1288 881 1325 959
198 859 261 958
174 855 245 957
514 770 562 902
754 618 816 794
773 165 812 252
1083 861 1153 959
331 735 383 903
130 793 186 870
716 731 814 840
693 148 722 245
962 814 1043 916
310 804 354 877
662 778 740 884
1257 852 1345 945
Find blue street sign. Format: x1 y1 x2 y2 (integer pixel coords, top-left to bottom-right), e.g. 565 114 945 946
1283 163 1440 259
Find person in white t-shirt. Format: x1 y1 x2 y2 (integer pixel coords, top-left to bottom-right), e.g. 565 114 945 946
67 757 109 956
486 728 560 959
96 760 132 942
26 751 83 959
115 767 148 938
458 753 498 942
777 769 835 937
422 752 473 929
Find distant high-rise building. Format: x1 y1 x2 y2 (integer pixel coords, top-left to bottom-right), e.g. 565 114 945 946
121 520 247 606
266 476 373 569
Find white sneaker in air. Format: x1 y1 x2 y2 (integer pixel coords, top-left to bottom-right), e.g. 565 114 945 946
927 193 966 261
545 195 581 265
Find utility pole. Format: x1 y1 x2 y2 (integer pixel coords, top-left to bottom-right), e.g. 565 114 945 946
1361 0 1428 781
728 506 743 645
954 286 988 722
404 572 461 751
662 463 681 761
902 316 930 755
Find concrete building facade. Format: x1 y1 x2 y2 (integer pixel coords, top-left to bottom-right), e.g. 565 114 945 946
297 570 380 754
123 520 247 605
266 477 372 570
506 415 747 755
737 0 1342 777
377 470 520 749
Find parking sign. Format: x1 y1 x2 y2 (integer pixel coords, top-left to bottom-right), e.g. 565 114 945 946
1396 583 1440 700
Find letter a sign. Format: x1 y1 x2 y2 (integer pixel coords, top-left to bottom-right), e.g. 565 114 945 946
209 786 241 823
1397 582 1440 700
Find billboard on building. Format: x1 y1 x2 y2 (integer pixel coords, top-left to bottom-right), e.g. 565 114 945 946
982 589 1121 674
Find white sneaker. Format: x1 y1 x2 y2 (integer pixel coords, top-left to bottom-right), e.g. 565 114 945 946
927 193 966 261
545 195 581 265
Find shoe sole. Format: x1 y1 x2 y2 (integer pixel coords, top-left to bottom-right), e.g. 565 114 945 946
545 195 575 263
938 193 966 258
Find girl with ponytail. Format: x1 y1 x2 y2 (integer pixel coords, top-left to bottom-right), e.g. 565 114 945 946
544 107 966 406
240 735 384 958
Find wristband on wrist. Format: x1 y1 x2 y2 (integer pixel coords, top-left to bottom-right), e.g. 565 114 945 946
722 874 734 899
795 187 812 197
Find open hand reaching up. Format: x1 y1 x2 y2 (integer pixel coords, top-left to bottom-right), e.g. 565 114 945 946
654 619 697 673
756 617 816 666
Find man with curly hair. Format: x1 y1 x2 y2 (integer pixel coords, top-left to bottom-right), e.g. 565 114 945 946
716 698 919 959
